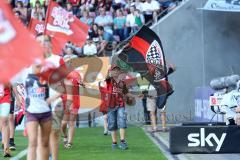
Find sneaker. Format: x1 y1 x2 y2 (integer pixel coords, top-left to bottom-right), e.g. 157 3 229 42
159 127 169 132
104 130 110 136
112 143 118 150
104 130 108 136
3 148 11 157
119 142 128 150
64 143 72 149
9 143 16 151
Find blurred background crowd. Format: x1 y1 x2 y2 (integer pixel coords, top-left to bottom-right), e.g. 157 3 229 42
8 0 182 57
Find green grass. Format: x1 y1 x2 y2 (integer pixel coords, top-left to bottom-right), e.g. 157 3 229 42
15 127 166 160
10 131 28 157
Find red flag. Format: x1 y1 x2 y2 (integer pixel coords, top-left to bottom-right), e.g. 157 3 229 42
0 1 43 83
45 0 89 54
28 18 45 36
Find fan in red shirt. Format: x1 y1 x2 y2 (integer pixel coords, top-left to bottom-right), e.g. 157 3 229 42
61 70 84 148
104 65 135 150
0 84 12 157
98 77 113 135
67 0 80 15
62 70 82 114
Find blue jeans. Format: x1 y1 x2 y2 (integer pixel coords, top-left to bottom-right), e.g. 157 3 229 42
114 28 128 41
107 107 127 131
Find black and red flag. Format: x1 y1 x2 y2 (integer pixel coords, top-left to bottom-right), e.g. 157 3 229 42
117 25 174 108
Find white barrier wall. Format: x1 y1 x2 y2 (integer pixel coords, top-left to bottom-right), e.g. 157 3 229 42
151 0 240 122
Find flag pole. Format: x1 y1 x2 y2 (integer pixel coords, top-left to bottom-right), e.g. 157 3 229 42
43 0 52 35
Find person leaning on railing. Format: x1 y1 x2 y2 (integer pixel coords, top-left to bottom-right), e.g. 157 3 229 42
83 37 98 56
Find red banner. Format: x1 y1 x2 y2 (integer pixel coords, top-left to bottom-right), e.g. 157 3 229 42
28 18 45 36
0 1 43 83
45 0 89 54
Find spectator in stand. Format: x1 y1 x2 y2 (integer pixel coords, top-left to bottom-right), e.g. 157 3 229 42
13 1 27 23
113 9 127 41
66 2 74 14
83 38 98 56
107 40 118 57
31 0 45 21
94 7 113 42
96 0 105 8
105 0 113 11
80 10 93 26
98 26 109 56
63 47 78 62
14 10 24 23
112 0 126 10
125 5 137 35
141 0 160 24
43 0 50 10
79 0 97 11
134 0 143 12
98 26 109 41
134 9 145 28
30 0 45 7
88 23 100 43
67 0 80 15
159 0 176 11
15 0 29 7
124 0 133 9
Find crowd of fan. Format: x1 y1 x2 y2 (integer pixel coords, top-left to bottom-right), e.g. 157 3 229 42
9 0 182 57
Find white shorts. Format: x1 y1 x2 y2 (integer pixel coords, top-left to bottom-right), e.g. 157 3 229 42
146 98 157 112
0 103 10 117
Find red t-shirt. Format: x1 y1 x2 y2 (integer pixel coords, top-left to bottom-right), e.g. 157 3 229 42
0 84 11 104
108 78 128 108
99 80 112 113
68 0 80 5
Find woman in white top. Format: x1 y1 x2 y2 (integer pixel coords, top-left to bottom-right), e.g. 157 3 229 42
12 63 52 160
31 0 45 20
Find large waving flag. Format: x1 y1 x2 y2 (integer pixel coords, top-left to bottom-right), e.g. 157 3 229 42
0 1 43 83
45 0 89 54
117 25 173 108
28 18 45 36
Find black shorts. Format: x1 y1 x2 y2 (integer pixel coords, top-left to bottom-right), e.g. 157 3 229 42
10 100 15 114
